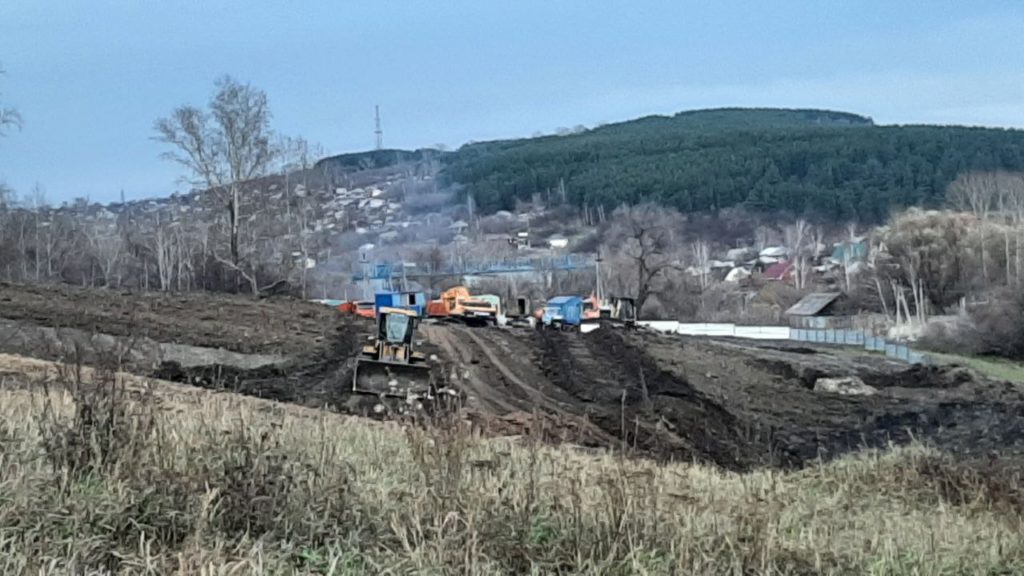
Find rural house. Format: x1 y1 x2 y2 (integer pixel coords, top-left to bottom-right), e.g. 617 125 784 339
785 292 850 328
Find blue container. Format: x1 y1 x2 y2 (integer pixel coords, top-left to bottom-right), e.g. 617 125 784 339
397 291 427 316
375 291 427 316
543 296 583 326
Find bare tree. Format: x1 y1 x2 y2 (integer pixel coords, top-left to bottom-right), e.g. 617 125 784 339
994 171 1024 285
784 219 812 290
609 203 682 315
875 209 977 310
948 171 998 285
690 239 711 291
152 217 181 292
154 76 276 292
0 65 21 137
88 231 124 288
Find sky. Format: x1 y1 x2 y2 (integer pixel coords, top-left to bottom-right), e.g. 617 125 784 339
1 0 1023 203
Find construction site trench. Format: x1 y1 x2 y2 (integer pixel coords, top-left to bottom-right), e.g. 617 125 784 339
3 282 1024 472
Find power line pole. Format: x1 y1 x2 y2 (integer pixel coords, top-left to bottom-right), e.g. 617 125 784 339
374 105 383 150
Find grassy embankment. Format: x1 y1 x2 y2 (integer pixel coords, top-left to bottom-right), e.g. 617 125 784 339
0 353 1022 575
931 352 1024 385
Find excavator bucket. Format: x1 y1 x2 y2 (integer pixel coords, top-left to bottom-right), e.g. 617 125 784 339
353 356 433 397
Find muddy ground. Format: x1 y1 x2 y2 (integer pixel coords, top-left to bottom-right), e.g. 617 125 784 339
3 281 1024 471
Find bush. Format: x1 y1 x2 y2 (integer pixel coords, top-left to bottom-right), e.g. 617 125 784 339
971 288 1024 359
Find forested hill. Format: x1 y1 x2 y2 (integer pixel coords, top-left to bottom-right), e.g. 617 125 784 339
443 108 1024 222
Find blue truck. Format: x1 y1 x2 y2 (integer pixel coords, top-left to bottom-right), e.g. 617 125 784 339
541 296 583 330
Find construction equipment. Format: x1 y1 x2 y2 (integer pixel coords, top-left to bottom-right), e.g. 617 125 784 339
602 296 638 327
339 300 377 318
506 296 534 327
352 307 433 398
460 294 501 326
426 286 501 326
426 286 471 319
541 296 584 331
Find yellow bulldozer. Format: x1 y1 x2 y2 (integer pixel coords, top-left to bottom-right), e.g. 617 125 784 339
352 307 433 399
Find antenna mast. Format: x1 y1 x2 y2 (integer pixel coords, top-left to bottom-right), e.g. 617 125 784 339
374 105 383 150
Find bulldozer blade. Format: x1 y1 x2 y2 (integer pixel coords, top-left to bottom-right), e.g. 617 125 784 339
353 358 433 398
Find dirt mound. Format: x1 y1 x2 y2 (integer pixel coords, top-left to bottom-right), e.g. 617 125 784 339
641 332 1024 467
535 328 786 470
153 322 366 409
425 324 1024 471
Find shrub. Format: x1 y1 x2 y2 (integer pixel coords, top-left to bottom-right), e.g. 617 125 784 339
971 288 1024 359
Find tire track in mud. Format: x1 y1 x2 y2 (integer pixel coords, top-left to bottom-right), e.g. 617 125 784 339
422 323 779 469
420 324 519 413
532 327 785 470
421 323 618 447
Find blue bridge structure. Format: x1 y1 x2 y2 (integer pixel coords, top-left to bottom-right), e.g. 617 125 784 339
351 254 595 283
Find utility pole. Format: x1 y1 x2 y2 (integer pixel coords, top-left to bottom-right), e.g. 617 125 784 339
374 105 383 150
595 250 605 302
359 251 372 300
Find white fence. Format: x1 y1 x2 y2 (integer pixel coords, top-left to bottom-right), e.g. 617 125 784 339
638 322 789 340
638 322 932 364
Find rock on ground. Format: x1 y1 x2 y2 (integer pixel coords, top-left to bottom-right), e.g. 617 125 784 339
814 376 878 396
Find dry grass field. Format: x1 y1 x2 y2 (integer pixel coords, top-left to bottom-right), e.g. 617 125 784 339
1 354 1023 575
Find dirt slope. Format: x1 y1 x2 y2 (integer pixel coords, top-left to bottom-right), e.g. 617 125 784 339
422 323 1024 471
0 281 337 355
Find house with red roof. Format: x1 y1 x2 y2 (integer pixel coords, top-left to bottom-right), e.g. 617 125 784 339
763 260 794 282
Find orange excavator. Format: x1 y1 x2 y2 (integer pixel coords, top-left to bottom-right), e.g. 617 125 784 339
426 285 501 326
426 286 471 319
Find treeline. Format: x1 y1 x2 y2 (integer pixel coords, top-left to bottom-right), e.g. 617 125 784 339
443 108 1024 222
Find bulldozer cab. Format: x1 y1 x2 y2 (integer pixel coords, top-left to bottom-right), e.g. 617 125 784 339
379 309 416 344
511 297 530 317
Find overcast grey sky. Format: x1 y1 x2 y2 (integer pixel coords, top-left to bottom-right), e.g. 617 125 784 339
2 1 1023 203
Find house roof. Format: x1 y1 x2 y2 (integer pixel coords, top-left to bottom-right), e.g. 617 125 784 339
785 292 843 316
547 296 583 306
759 246 789 258
763 261 794 280
724 267 751 282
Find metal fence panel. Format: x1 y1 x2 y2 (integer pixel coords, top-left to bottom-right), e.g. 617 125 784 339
907 350 925 364
735 326 790 340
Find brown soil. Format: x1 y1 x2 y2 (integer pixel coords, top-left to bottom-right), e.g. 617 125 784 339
5 282 1024 471
0 281 338 355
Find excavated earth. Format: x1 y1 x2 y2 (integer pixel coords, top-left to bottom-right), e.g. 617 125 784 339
3 281 1024 471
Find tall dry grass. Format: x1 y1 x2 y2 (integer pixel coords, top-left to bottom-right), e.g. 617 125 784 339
1 355 1023 574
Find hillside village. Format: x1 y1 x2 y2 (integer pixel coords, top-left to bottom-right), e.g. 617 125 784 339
5 150 884 323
